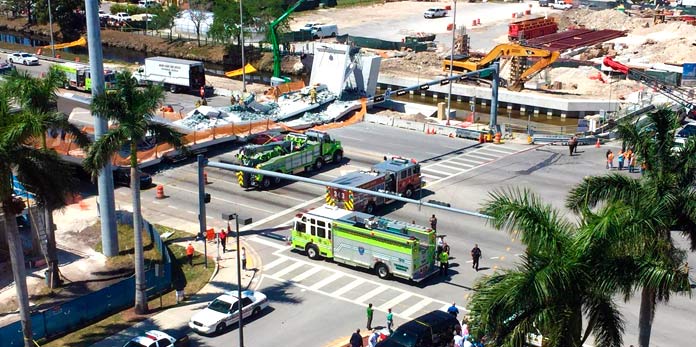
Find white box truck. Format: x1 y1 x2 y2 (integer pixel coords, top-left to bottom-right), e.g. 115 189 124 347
133 56 208 95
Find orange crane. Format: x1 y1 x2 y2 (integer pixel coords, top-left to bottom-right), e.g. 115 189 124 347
442 43 560 91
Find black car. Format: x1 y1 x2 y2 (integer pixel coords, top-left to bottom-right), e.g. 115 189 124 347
113 167 153 188
376 310 461 347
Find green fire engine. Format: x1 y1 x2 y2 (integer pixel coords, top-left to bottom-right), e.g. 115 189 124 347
236 130 343 189
290 205 438 281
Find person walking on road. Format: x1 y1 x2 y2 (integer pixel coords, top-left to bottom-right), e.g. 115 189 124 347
386 308 394 333
448 302 459 318
366 303 374 330
186 242 195 266
439 249 450 276
606 149 614 169
568 136 576 156
219 228 227 253
617 149 625 171
471 244 482 271
430 214 438 231
436 235 444 263
350 329 363 347
241 247 247 270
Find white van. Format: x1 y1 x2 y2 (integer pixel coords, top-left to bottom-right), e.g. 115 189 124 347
138 0 158 8
310 24 338 39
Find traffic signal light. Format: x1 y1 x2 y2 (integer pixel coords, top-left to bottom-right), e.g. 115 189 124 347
204 193 211 203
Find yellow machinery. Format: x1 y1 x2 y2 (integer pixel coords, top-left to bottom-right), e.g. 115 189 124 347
442 43 560 91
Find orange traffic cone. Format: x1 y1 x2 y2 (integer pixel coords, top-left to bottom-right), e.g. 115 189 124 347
595 139 601 148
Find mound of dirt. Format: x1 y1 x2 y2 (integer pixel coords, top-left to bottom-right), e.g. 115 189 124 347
552 9 651 31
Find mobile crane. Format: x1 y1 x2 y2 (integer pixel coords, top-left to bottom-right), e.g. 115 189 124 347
270 0 306 80
442 43 560 91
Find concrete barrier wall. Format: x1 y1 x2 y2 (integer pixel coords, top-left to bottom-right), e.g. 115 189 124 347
392 118 427 132
364 113 395 126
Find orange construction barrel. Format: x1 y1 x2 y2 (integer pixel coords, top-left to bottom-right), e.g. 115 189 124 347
156 185 165 199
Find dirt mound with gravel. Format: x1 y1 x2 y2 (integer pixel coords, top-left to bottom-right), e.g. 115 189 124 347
552 9 651 31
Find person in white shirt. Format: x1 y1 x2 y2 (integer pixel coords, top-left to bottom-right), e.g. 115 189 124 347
453 333 465 347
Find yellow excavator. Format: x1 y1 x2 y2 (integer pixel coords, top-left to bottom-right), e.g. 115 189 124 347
442 43 560 91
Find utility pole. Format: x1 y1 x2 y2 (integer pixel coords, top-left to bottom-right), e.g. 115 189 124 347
446 0 457 126
239 0 247 93
235 215 244 347
85 0 118 257
47 0 55 57
489 61 500 134
197 155 208 268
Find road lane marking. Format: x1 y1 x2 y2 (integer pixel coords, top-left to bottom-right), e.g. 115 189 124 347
440 161 473 168
421 173 444 179
163 184 275 214
186 210 196 215
264 190 305 202
310 272 343 291
263 257 289 271
167 205 179 210
291 267 322 282
354 286 389 304
239 196 324 232
270 261 305 278
378 292 412 312
400 298 433 319
330 278 365 297
480 146 518 154
248 236 290 251
422 167 457 176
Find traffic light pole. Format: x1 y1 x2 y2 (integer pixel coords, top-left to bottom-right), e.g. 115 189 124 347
198 154 208 268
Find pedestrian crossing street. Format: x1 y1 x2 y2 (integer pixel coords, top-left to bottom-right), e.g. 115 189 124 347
251 236 466 320
420 143 530 187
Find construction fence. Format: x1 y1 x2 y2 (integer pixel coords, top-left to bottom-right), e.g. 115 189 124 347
0 221 172 346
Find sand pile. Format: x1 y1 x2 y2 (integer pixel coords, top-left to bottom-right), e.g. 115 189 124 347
379 51 446 77
546 66 641 97
553 9 651 31
610 21 696 64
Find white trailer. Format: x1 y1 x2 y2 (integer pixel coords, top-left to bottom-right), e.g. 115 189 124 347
133 56 208 94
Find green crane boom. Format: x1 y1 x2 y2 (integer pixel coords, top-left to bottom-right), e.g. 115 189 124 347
270 0 306 78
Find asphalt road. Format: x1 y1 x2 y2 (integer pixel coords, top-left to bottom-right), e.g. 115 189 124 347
9 48 695 347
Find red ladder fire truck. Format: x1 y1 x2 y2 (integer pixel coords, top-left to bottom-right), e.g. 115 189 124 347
325 157 424 214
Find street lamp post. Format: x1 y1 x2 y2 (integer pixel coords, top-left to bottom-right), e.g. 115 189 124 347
239 0 247 92
446 0 457 125
47 0 55 57
222 213 252 347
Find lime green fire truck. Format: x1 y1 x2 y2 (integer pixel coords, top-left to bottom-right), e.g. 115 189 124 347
290 205 438 281
236 130 343 189
54 62 117 92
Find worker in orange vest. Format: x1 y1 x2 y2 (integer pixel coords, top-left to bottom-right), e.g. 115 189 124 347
186 242 195 266
606 149 614 169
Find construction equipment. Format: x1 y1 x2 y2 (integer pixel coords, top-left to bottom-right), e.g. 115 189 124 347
442 43 560 91
290 205 438 281
270 0 306 80
236 130 343 189
326 157 424 214
603 56 695 114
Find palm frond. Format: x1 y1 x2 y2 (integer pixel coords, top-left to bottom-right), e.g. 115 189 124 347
0 110 44 146
146 122 187 150
482 188 572 255
566 174 643 213
582 294 624 347
83 128 130 176
13 146 78 209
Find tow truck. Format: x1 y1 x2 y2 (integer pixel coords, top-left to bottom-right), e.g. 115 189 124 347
236 130 343 189
290 205 438 281
326 157 424 214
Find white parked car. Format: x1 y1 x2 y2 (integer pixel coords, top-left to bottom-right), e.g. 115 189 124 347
551 2 573 9
189 290 268 335
98 10 109 19
112 12 132 21
122 330 189 347
7 52 39 65
424 8 447 18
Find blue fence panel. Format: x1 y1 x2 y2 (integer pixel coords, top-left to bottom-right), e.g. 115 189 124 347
0 221 173 345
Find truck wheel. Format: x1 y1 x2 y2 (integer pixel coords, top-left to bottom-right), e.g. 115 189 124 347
404 186 414 199
375 263 390 279
261 176 272 189
252 307 261 317
332 151 343 164
365 202 376 215
306 244 320 260
215 322 226 334
273 172 282 185
169 84 177 93
313 158 324 171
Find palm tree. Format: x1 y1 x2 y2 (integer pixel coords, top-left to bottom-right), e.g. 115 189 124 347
84 71 186 314
566 107 695 347
0 78 82 347
467 188 629 347
5 67 91 289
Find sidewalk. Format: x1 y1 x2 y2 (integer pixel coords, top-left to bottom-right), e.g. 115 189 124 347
87 196 262 347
